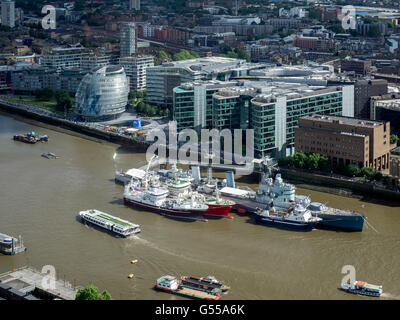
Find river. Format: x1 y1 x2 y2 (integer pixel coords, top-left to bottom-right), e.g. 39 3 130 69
1 112 399 300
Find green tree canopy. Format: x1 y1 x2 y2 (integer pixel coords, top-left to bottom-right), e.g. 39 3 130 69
172 50 200 61
55 90 73 111
75 285 111 300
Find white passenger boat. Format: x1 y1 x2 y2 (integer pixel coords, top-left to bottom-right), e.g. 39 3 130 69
79 209 141 237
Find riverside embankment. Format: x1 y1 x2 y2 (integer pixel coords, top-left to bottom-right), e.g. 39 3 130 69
2 97 400 202
279 167 400 202
0 98 150 151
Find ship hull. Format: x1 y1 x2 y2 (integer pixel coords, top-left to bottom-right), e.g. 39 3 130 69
313 213 364 232
153 286 220 300
204 204 234 219
254 215 317 231
341 288 381 297
124 197 207 222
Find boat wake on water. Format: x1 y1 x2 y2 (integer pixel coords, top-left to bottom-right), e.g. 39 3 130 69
381 292 400 300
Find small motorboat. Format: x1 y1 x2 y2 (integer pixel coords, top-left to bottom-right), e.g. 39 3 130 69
41 152 59 159
130 260 138 264
128 274 134 279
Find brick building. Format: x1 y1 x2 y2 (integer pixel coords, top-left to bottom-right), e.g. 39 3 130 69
341 59 372 76
295 115 395 171
354 79 388 119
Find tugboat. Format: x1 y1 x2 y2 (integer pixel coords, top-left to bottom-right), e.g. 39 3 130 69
181 275 230 293
154 275 221 300
341 281 383 297
254 205 322 231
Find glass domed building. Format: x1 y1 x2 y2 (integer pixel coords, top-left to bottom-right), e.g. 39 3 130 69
74 66 129 121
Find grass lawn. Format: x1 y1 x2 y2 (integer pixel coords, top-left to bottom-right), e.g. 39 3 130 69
1 96 73 117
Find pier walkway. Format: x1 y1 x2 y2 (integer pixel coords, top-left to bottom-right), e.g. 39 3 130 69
0 266 82 300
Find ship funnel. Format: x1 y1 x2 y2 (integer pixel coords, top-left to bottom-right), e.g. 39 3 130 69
191 166 201 183
226 171 235 188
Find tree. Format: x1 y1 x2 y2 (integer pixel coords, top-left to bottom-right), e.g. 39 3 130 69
292 152 307 169
390 134 399 146
55 90 73 111
345 164 361 177
172 50 199 61
75 285 111 300
235 48 250 62
158 50 169 61
319 155 331 172
305 153 320 170
136 102 145 113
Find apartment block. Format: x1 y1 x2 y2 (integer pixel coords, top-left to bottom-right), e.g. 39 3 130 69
119 55 154 91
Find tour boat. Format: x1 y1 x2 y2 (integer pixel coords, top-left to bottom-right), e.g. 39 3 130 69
79 209 141 237
341 281 383 297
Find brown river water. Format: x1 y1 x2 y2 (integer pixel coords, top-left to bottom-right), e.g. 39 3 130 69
1 112 400 300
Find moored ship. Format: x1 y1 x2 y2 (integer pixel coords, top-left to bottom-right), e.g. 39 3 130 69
341 281 383 297
254 205 322 231
308 202 364 232
13 132 49 144
154 275 221 300
181 276 230 293
115 168 146 185
79 209 141 237
123 183 209 221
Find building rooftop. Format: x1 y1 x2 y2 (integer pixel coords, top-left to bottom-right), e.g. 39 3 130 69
91 65 124 74
300 114 384 127
154 57 266 74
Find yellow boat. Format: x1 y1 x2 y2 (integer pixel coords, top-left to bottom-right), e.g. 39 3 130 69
128 274 134 279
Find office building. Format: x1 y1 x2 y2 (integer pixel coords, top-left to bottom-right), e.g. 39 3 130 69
295 115 394 171
341 59 372 76
147 57 267 107
119 55 154 91
354 79 388 119
173 80 354 158
1 0 15 28
74 66 129 121
370 93 400 135
173 80 238 131
120 22 137 57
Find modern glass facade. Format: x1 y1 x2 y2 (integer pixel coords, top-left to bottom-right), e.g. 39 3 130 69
173 81 238 132
74 66 129 121
251 90 344 158
173 81 352 158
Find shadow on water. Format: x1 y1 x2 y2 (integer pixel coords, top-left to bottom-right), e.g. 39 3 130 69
109 198 125 206
115 145 147 155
